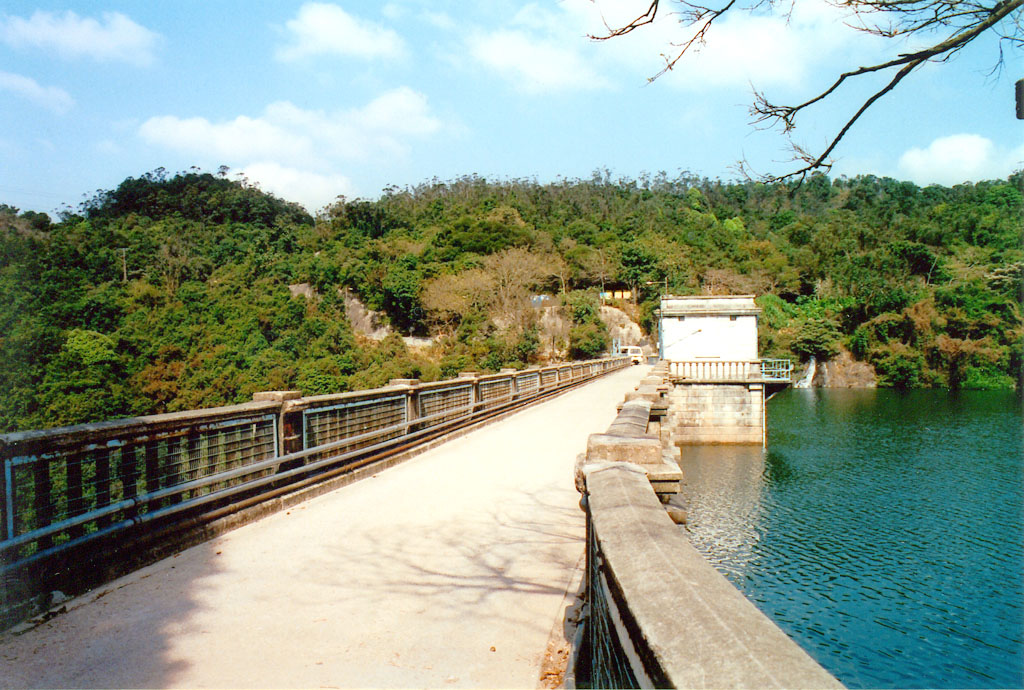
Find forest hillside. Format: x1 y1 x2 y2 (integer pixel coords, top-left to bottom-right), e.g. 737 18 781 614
1 169 1020 432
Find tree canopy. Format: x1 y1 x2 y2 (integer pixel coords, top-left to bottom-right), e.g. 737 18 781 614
1 168 1020 431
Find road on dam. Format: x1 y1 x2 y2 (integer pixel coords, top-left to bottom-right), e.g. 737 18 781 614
1 364 649 689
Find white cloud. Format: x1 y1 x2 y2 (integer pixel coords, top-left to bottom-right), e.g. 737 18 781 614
0 10 160 65
0 70 73 113
557 0 878 92
277 3 405 61
350 87 441 138
140 87 441 164
137 88 441 207
468 28 609 93
422 11 456 31
139 114 312 163
464 0 867 94
240 162 355 211
897 134 1024 185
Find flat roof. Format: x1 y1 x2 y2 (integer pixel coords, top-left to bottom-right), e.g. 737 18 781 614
659 294 761 316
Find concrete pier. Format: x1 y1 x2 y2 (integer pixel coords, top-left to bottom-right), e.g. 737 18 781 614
0 366 649 689
667 383 765 444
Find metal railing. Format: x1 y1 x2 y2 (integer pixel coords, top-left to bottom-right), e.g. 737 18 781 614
667 359 791 382
0 403 279 565
0 356 630 593
759 359 793 381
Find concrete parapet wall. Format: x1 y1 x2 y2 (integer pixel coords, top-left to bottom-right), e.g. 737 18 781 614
580 390 681 500
582 463 843 689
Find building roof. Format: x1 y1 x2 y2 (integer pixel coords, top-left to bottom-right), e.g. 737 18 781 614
659 295 761 317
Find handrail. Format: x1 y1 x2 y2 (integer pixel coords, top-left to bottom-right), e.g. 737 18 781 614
667 359 791 382
0 356 630 587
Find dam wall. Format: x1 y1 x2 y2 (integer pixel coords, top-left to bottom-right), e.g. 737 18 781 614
575 364 842 688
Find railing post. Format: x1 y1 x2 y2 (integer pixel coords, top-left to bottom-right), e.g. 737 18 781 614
253 391 301 460
282 405 304 457
459 372 479 413
388 379 420 433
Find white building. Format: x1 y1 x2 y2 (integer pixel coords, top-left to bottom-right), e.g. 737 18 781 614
659 295 760 362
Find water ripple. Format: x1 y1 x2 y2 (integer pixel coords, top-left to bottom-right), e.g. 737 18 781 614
673 389 1024 690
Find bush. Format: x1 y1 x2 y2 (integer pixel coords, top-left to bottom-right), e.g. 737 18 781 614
439 352 473 379
849 327 870 359
790 318 842 361
870 342 925 388
512 327 540 363
756 293 796 330
962 364 1015 390
569 323 609 359
562 290 600 324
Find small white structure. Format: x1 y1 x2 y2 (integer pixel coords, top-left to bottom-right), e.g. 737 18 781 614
659 295 760 361
658 295 781 445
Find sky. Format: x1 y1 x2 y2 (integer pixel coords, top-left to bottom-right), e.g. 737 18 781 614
1 0 1022 215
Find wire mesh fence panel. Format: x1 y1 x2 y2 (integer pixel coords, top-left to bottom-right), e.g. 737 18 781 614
479 379 513 409
418 385 472 427
586 518 640 689
303 396 407 462
1 413 278 562
515 372 540 397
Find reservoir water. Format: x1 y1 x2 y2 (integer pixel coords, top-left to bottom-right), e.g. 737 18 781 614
674 389 1023 689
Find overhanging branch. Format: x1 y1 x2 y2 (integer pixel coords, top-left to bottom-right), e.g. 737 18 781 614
591 0 1023 180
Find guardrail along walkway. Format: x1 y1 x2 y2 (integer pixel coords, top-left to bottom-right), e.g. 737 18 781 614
0 364 649 689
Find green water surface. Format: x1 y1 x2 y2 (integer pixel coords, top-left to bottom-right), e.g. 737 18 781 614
675 389 1024 689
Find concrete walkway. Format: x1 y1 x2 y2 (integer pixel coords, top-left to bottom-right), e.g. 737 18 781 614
0 365 648 689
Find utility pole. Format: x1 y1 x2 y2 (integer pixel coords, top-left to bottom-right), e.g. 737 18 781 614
644 278 669 358
117 247 128 282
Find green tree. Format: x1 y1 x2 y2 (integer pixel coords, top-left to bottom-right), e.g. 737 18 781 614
791 318 843 361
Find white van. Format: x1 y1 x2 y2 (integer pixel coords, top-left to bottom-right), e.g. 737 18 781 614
623 346 644 364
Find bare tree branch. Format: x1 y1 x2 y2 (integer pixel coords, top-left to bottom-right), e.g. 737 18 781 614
592 0 1024 181
589 0 660 37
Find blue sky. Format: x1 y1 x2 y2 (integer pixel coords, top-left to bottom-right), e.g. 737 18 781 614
1 1 1021 214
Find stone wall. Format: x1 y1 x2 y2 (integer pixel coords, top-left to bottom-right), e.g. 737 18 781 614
666 383 764 444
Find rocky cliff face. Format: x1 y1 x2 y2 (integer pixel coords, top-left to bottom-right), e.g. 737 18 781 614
796 350 877 388
600 306 645 348
340 291 648 360
536 304 647 360
342 289 392 341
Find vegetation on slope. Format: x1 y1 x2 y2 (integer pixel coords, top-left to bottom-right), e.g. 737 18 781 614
1 168 1020 432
